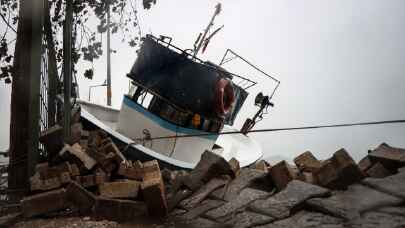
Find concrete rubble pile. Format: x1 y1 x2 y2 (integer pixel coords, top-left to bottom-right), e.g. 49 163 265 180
1 116 405 227
9 119 168 225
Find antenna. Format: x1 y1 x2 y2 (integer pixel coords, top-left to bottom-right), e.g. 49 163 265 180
193 3 223 57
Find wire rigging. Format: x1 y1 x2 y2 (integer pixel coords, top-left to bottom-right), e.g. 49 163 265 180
136 119 405 141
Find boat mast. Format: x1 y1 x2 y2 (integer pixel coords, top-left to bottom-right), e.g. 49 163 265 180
106 1 112 106
193 3 222 57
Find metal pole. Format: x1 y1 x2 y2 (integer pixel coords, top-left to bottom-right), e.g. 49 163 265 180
193 3 221 57
63 0 73 140
27 0 44 177
106 2 112 106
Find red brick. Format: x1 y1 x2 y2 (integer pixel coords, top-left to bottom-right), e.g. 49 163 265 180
293 151 322 172
269 160 298 190
21 188 67 218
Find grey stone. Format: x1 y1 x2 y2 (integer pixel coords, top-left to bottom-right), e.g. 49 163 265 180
249 180 330 219
224 211 275 228
223 169 265 201
256 211 344 228
180 178 227 210
181 150 234 191
306 184 403 220
206 188 270 220
362 170 405 199
348 210 405 228
180 217 221 228
180 199 224 220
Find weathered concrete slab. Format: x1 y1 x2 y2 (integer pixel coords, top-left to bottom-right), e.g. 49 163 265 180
348 209 405 228
66 181 96 214
256 210 344 228
224 211 275 228
224 169 265 201
306 184 403 220
180 177 227 210
21 188 67 218
205 188 270 220
93 197 147 222
179 199 224 220
178 217 223 228
249 180 330 219
362 170 405 199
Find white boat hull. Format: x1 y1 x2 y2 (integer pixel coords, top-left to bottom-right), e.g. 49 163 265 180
78 98 263 169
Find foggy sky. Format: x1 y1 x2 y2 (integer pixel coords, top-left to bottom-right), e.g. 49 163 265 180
1 0 405 162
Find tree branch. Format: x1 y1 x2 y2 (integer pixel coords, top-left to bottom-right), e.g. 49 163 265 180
0 12 17 34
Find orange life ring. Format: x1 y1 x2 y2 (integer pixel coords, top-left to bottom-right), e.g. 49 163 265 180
215 78 235 116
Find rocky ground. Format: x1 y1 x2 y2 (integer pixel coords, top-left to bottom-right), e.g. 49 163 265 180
0 117 404 227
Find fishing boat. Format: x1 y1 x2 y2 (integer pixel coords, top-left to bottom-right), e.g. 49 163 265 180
79 4 280 170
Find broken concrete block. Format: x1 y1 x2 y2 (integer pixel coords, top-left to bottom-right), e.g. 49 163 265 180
118 162 143 180
228 158 241 177
293 151 322 172
66 123 83 145
181 150 234 191
66 181 96 214
366 162 392 178
21 188 67 218
141 178 168 216
269 160 298 190
368 143 405 171
142 160 161 180
314 148 364 190
99 180 140 199
59 144 97 170
224 169 264 201
93 197 148 222
255 160 270 173
97 140 126 163
297 171 316 184
37 162 79 180
358 156 373 173
39 125 64 157
179 178 227 210
249 180 330 219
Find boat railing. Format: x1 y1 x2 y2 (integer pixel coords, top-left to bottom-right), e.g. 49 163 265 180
147 34 257 90
128 80 224 133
